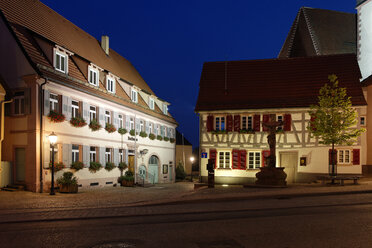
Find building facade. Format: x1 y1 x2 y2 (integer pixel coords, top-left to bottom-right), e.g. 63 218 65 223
195 54 366 184
0 0 177 192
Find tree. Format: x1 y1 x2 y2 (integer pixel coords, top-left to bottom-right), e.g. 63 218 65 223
307 74 364 176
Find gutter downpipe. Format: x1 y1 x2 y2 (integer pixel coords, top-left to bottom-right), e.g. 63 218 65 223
0 99 13 188
39 78 48 193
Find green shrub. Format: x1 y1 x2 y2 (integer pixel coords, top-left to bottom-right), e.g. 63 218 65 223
149 133 156 140
105 162 116 171
57 172 78 186
89 161 102 173
118 128 127 135
157 135 163 141
118 162 128 171
118 170 134 182
170 138 175 143
164 137 169 142
71 161 84 171
176 164 186 180
129 129 136 136
139 131 147 138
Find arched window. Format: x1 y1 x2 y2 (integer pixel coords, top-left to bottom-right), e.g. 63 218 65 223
149 155 159 165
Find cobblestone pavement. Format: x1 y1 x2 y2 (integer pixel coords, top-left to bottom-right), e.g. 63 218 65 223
1 178 372 223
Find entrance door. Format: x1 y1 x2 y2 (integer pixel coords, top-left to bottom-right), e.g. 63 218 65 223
280 152 297 183
14 148 26 182
148 155 159 184
128 155 135 173
139 165 146 179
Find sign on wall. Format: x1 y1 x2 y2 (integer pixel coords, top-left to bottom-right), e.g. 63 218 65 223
300 157 307 166
201 152 207 158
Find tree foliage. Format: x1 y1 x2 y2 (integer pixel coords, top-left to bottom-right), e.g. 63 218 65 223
307 74 364 146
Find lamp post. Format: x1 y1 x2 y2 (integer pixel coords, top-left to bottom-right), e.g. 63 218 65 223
190 156 195 182
48 132 57 195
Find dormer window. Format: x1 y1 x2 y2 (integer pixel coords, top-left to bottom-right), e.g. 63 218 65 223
88 67 99 86
54 50 68 73
131 89 138 103
106 76 115 93
149 98 155 110
163 104 168 115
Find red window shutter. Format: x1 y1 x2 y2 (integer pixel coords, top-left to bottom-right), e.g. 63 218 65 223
310 115 316 131
232 149 240 169
328 149 337 165
262 150 270 167
210 149 217 168
284 114 291 131
262 114 269 131
353 149 360 165
207 115 214 132
234 115 241 132
227 115 233 132
253 115 260 131
239 150 247 170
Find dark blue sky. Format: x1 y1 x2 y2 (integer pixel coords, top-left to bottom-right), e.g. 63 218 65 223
42 0 356 147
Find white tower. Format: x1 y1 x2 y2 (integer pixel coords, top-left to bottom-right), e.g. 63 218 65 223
357 0 372 80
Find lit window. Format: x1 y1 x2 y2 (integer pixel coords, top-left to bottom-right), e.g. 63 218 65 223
360 116 366 126
14 92 25 115
89 106 96 121
72 145 79 163
54 50 68 73
131 89 138 103
248 152 261 169
140 120 144 132
88 67 99 86
119 149 124 163
163 104 168 115
149 98 154 110
105 148 112 163
215 117 225 131
105 111 111 124
218 151 231 169
130 117 135 130
49 93 59 112
118 114 123 128
90 147 96 162
338 149 351 164
71 100 79 118
242 116 253 130
106 77 115 93
50 146 58 163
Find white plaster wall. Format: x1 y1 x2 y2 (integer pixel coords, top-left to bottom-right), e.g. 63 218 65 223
357 0 372 80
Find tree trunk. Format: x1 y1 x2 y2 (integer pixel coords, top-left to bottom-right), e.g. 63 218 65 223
331 142 336 183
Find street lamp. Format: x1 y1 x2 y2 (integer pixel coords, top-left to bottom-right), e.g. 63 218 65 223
190 156 195 182
48 132 57 195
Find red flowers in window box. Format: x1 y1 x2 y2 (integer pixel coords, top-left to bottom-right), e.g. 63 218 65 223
89 119 102 131
48 111 65 123
105 123 117 133
70 116 87 128
49 162 65 172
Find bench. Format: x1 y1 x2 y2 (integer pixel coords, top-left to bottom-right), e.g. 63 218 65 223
317 175 362 186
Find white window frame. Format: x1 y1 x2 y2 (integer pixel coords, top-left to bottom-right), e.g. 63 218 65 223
71 100 79 118
149 98 155 110
277 115 283 131
338 149 351 164
90 147 96 162
360 116 366 126
14 94 25 115
88 67 99 86
89 106 96 121
218 151 231 169
50 147 58 163
248 151 261 169
72 145 79 163
54 49 68 73
215 116 226 131
105 148 112 163
105 110 111 124
50 93 59 112
131 89 138 103
118 114 123 128
163 104 168 115
149 123 153 134
241 115 253 130
106 76 115 93
140 120 144 132
130 117 135 130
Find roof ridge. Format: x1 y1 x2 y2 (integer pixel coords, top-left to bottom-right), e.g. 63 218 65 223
301 6 355 15
278 8 301 58
302 7 320 55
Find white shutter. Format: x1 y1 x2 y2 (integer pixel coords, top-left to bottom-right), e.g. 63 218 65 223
113 148 119 165
125 115 130 130
44 140 50 169
113 112 118 129
62 144 70 166
135 118 140 132
44 89 50 116
125 149 128 163
99 107 105 126
145 121 149 134
83 145 89 167
99 147 105 166
82 102 89 122
62 96 71 120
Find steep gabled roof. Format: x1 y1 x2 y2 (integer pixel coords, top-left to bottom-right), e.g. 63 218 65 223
195 54 366 112
279 7 356 58
357 0 368 7
176 130 192 146
0 0 177 124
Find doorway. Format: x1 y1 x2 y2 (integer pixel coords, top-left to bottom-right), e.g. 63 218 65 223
279 152 298 183
148 155 159 184
14 148 26 182
128 155 135 173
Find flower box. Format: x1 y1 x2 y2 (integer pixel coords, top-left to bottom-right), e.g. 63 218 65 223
70 116 87 128
118 128 127 135
105 123 117 133
48 111 65 123
89 119 102 131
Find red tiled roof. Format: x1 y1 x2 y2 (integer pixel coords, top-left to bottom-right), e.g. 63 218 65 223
195 54 366 112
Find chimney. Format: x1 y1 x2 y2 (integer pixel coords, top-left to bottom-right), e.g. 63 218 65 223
101 35 109 55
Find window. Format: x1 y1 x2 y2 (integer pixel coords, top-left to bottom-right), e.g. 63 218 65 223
277 115 283 131
105 111 111 124
149 98 155 110
215 117 225 131
105 148 112 163
54 50 68 73
90 147 96 162
14 92 25 115
89 106 96 121
149 123 153 134
119 149 124 163
50 146 58 163
140 120 144 132
242 116 253 130
49 93 59 112
71 100 79 118
106 76 115 93
130 117 134 130
118 114 123 128
218 151 230 169
163 104 168 115
131 89 138 103
88 67 99 86
248 152 261 169
339 149 351 164
360 116 366 126
72 145 79 163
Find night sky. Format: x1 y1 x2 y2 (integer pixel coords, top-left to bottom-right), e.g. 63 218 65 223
42 0 356 148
